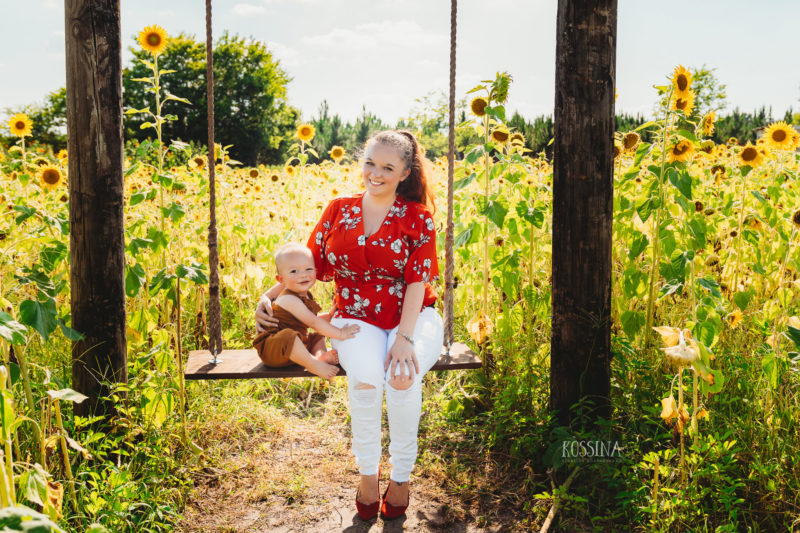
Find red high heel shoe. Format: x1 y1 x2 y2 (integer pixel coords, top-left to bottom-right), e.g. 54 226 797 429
380 479 409 520
355 468 380 521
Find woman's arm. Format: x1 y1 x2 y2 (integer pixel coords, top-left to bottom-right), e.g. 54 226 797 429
385 281 426 376
254 282 284 333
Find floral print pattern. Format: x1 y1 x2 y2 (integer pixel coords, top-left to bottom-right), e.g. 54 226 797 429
307 193 439 329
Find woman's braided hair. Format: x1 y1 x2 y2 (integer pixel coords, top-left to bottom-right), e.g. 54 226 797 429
367 130 435 213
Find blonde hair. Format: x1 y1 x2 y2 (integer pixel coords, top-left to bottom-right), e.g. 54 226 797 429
274 242 312 274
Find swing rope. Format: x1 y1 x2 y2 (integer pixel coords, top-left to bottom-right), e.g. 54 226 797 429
443 0 457 352
204 0 459 361
205 0 223 363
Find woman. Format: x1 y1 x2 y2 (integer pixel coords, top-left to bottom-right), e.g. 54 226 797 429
255 130 443 520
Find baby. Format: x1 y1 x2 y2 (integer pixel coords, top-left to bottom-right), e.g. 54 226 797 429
252 243 359 379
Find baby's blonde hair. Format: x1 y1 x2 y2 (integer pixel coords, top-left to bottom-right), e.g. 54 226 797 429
274 243 313 275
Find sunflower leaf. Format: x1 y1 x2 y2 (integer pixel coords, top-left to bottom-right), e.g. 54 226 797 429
784 326 800 350
0 312 27 345
677 129 698 143
19 299 58 342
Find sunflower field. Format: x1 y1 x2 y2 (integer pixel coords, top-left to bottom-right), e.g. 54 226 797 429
2 26 800 531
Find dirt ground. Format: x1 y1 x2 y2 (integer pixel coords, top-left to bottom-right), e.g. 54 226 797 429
178 405 529 532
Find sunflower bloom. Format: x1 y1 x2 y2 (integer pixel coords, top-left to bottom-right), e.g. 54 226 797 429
249 168 259 178
470 97 488 117
8 113 33 137
672 90 695 116
763 121 797 151
792 209 800 229
701 111 716 136
738 143 763 167
296 123 315 143
613 140 623 159
668 140 694 162
509 132 526 147
671 65 692 97
727 310 743 328
490 126 509 144
284 165 296 177
39 165 64 190
623 132 640 151
138 25 168 55
329 145 345 162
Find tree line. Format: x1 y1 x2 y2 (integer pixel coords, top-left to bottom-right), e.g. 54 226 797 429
3 37 799 164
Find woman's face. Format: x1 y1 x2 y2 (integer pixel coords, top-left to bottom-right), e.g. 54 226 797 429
361 142 410 200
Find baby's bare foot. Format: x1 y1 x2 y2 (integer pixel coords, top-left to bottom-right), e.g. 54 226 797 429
317 349 339 365
307 358 338 380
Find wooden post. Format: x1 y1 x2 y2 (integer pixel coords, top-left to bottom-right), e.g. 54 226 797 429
550 0 617 426
65 0 127 417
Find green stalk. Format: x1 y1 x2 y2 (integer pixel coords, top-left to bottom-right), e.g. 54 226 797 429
771 226 798 360
0 367 16 504
678 367 686 486
644 90 673 347
732 168 748 292
13 345 44 465
482 113 490 316
53 399 78 511
0 449 9 507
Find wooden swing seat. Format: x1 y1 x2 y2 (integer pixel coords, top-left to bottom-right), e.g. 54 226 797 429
185 342 480 380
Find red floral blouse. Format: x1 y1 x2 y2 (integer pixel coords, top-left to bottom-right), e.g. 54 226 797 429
307 193 439 329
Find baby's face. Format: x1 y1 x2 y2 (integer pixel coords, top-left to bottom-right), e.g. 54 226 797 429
277 251 316 293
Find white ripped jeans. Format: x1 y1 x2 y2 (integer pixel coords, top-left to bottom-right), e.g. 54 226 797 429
331 307 444 483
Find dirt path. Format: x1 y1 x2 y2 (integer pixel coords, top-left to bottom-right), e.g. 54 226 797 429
178 406 521 532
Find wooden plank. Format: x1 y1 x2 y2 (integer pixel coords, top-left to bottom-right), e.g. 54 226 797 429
185 342 481 380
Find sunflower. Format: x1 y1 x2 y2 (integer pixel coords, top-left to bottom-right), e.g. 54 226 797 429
56 149 68 160
668 140 694 162
470 97 488 117
490 126 509 144
191 155 207 170
329 145 345 162
699 140 715 154
39 165 64 190
727 310 743 328
8 113 32 137
296 123 315 143
509 132 526 146
671 90 695 116
138 25 168 56
284 165 296 177
727 137 739 145
698 111 716 137
613 140 623 159
623 132 640 151
738 143 763 167
270 173 279 182
249 168 259 178
792 209 800 229
671 65 692 97
763 121 797 151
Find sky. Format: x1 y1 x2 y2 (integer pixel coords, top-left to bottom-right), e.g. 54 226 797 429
1 0 799 125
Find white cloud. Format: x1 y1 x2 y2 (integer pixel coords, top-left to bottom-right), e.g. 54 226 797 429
232 3 268 17
302 20 446 50
266 41 301 67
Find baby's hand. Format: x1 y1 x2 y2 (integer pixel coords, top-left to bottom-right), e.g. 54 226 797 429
339 323 360 339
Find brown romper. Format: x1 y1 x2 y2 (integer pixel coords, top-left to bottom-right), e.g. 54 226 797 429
252 289 325 367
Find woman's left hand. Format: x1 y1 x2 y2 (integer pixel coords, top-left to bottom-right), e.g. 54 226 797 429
385 336 419 382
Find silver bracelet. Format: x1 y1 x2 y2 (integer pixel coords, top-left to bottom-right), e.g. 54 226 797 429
398 332 414 345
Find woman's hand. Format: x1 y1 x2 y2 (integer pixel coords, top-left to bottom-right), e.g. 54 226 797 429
255 293 279 333
385 336 419 383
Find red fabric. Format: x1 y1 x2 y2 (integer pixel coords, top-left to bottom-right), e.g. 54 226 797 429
307 193 439 329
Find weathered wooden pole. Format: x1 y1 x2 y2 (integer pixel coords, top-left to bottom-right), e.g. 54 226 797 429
551 0 617 426
65 0 127 417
